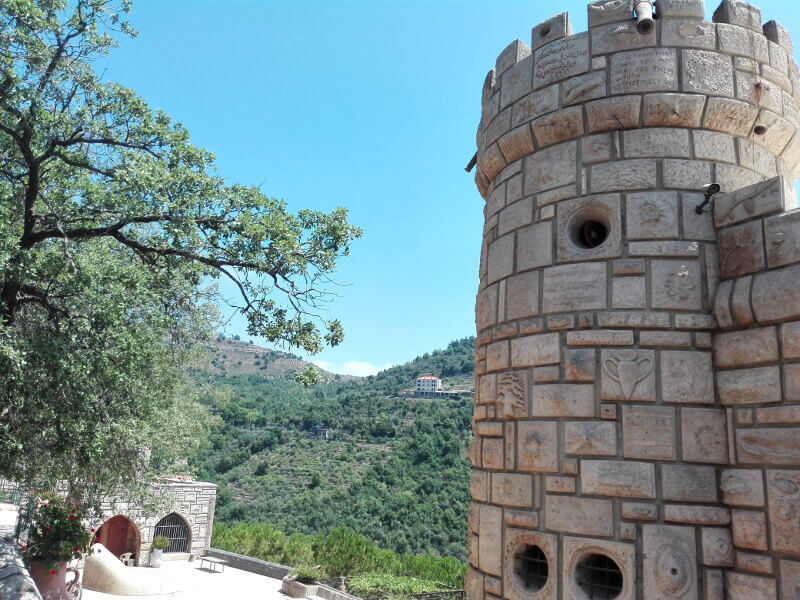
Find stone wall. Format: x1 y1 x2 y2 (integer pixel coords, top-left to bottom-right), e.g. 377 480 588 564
92 479 217 564
470 1 800 598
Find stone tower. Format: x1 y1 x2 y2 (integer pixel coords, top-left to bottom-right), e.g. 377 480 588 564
470 1 800 598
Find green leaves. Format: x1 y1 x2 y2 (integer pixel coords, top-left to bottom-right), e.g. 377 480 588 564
0 0 359 501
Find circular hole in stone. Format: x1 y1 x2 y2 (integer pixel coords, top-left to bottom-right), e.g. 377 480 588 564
575 554 623 600
754 124 768 135
513 544 548 592
638 19 653 33
540 25 551 37
567 206 613 251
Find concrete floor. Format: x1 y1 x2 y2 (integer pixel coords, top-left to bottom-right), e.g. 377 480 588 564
81 559 286 600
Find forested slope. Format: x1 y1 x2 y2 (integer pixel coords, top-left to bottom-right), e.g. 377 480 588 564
192 337 475 559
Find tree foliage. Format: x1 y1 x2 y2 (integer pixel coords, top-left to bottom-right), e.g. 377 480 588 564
0 0 359 500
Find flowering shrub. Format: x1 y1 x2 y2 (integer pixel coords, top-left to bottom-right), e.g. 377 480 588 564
21 493 94 570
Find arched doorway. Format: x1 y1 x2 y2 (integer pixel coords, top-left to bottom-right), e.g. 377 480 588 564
96 515 140 561
153 513 191 553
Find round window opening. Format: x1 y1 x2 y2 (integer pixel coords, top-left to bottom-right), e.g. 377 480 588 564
575 554 623 600
568 208 611 249
513 544 548 592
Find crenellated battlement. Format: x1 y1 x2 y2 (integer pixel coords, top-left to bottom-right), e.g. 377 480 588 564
475 0 800 202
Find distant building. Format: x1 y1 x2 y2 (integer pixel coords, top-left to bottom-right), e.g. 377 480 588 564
309 426 331 439
415 375 441 394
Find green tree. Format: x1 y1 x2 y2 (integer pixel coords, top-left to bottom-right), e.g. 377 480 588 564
0 0 360 501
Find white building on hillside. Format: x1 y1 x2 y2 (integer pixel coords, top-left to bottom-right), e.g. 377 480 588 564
415 375 441 395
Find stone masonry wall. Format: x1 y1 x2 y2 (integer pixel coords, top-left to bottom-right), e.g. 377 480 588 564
92 480 216 565
470 1 800 599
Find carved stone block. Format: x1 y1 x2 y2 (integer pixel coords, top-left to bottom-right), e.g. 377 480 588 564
591 159 658 193
479 504 503 575
764 210 800 269
544 495 614 537
510 333 560 368
531 384 595 417
662 19 717 49
562 71 606 106
482 437 504 469
780 560 800 600
542 262 607 313
492 473 533 508
681 408 729 464
533 33 589 89
767 470 800 556
725 572 776 600
511 86 559 128
581 459 656 498
564 348 596 382
651 260 703 311
642 525 698 600
591 21 656 55
718 366 782 406
642 93 705 127
701 528 734 567
703 97 759 137
523 141 576 194
732 509 768 551
626 191 679 239
588 0 634 27
517 421 558 472
586 95 642 132
497 371 528 419
505 271 539 321
610 48 679 94
718 221 766 279
531 107 584 148
738 429 800 466
516 221 553 271
531 12 572 52
564 421 617 456
714 327 779 368
622 405 676 460
660 351 714 404
487 234 514 284
662 465 718 502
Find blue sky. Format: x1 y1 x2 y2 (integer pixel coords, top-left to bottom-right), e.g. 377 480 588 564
102 1 799 375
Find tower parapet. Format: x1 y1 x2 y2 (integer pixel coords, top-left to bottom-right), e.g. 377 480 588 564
470 1 800 598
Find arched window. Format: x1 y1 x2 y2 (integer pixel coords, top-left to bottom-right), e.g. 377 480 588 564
153 513 190 553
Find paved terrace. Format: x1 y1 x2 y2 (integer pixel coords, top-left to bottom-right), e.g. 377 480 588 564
82 560 285 600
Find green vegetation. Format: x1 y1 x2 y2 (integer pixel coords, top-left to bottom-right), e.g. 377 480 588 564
0 0 358 501
212 523 466 593
194 337 474 561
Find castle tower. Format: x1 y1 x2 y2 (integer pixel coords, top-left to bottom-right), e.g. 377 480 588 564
470 1 800 598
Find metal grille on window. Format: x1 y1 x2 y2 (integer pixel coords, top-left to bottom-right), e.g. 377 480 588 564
513 545 548 592
153 513 190 553
575 554 623 600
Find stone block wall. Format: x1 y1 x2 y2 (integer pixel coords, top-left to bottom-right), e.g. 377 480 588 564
93 479 217 564
471 1 800 598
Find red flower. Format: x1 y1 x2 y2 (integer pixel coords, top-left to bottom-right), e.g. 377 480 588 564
74 547 80 552
69 516 74 520
50 570 56 575
90 528 95 532
45 526 51 530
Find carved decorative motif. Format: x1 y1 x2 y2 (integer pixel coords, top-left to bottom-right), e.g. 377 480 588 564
498 372 527 418
603 350 653 400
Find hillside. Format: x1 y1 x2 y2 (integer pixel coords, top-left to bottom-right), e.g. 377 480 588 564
192 336 475 560
206 337 356 381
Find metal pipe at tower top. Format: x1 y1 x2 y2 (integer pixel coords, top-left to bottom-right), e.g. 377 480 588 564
633 0 655 33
